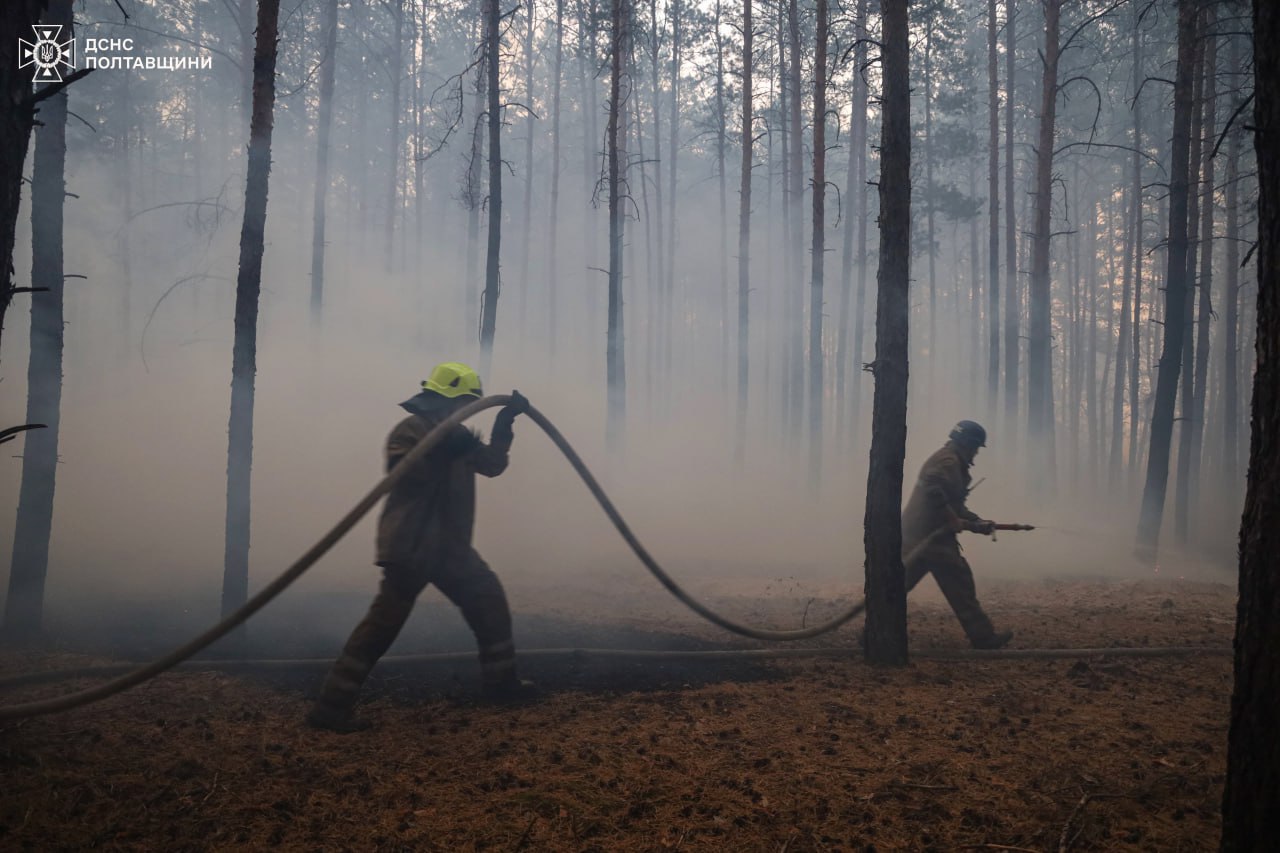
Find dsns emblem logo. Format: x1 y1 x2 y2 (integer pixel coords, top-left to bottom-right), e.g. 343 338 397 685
19 25 76 83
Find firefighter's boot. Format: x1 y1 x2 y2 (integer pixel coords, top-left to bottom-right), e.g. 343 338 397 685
970 629 1014 650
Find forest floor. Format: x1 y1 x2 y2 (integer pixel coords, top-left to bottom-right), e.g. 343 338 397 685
0 574 1235 852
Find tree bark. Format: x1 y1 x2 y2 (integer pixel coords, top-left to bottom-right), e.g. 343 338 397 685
864 0 910 668
5 0 72 639
1136 0 1197 559
222 0 283 635
1221 2 1280 841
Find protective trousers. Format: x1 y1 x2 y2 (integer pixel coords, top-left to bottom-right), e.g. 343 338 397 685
315 551 516 713
905 546 997 644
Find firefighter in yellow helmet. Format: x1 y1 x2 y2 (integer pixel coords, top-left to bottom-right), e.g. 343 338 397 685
307 362 534 733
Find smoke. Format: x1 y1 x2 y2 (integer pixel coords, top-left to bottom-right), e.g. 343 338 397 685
0 1 1247 655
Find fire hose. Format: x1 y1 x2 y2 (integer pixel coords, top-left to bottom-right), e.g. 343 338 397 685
0 395 1121 721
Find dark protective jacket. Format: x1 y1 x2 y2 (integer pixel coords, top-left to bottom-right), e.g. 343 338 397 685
901 441 982 556
375 392 513 567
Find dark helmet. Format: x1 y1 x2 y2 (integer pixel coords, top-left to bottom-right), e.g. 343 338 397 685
948 420 987 449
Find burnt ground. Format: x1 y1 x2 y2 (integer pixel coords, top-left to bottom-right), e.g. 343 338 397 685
0 575 1235 852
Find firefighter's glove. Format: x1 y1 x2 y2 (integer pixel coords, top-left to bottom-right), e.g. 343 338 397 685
492 391 527 447
506 389 530 415
967 519 997 536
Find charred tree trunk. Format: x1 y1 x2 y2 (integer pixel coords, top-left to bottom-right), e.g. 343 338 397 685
519 0 537 335
309 0 339 324
864 0 910 668
5 0 72 639
1136 0 1197 559
479 0 503 369
808 0 827 485
1027 0 1060 492
0 0 48 355
222 0 283 634
606 0 627 448
736 0 753 462
987 0 1000 410
1221 3 1280 841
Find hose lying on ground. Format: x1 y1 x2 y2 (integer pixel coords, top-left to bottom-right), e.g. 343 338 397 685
0 395 1218 720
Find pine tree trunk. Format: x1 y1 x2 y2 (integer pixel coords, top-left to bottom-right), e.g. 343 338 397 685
5 0 72 639
1187 11 1217 539
1136 0 1197 559
787 0 804 428
606 0 627 448
864 0 910 668
665 0 686 404
665 0 680 402
1027 0 1060 491
384 0 403 269
1222 35 1242 490
834 0 865 450
518 0 537 337
309 0 339 324
1221 3 1280 838
735 0 753 462
0 0 48 356
808 0 827 486
1129 50 1145 476
1175 14 1207 544
479 0 503 369
1003 0 1019 447
714 0 728 391
222 0 283 635
851 0 869 445
987 0 1000 410
548 0 564 356
923 16 937 401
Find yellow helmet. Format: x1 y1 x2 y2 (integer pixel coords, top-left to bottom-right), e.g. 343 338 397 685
423 361 483 399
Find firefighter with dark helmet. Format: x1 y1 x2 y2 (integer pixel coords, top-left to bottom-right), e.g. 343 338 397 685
900 420 1013 649
307 362 536 733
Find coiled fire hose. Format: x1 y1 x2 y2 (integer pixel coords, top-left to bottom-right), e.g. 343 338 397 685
0 395 1224 720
